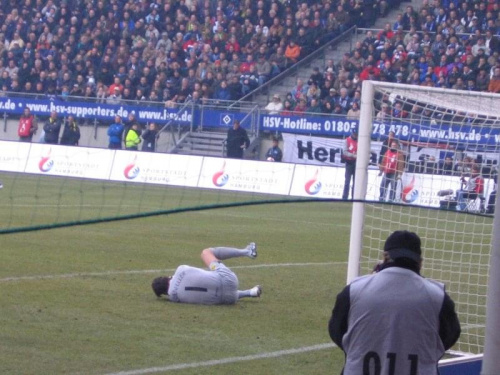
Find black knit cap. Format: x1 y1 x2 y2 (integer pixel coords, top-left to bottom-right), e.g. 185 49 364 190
384 230 422 262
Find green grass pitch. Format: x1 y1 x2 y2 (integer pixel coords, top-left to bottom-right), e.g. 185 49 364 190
0 173 352 375
0 172 491 374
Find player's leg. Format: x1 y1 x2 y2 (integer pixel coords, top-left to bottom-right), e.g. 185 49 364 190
238 285 262 299
200 248 219 268
380 174 388 201
342 165 352 200
457 190 467 211
201 243 257 267
351 164 356 198
388 175 396 201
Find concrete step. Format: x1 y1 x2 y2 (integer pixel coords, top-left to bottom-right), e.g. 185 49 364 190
179 143 224 151
188 133 227 141
173 130 227 156
176 148 223 157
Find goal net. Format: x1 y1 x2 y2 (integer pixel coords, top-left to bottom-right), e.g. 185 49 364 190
350 81 500 357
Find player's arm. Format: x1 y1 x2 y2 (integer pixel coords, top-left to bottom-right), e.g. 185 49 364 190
243 131 250 148
379 154 386 173
328 285 350 350
32 117 38 133
476 177 484 194
439 292 461 350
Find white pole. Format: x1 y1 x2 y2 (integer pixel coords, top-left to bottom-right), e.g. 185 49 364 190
347 80 374 284
481 157 500 375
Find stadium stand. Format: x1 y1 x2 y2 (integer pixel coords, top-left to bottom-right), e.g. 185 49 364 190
277 0 500 116
0 0 497 105
0 0 411 105
0 0 498 164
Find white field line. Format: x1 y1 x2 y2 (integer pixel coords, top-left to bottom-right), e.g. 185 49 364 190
0 262 345 283
104 343 336 375
99 325 484 375
102 325 484 375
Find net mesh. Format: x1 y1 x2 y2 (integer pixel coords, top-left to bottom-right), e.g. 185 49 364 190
0 156 300 234
359 82 500 355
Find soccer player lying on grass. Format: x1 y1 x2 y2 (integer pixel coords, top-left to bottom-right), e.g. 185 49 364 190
152 243 261 305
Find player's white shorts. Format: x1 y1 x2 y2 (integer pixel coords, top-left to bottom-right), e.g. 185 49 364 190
209 261 239 304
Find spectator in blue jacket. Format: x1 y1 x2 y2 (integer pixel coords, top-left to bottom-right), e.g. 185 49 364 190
107 115 125 150
265 137 283 162
240 66 259 95
213 80 231 101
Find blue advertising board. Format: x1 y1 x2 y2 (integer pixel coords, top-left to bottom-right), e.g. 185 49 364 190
261 114 500 150
1 96 498 150
0 97 192 124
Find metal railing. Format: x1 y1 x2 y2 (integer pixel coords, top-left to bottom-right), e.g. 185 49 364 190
355 27 485 39
228 26 358 108
155 99 193 152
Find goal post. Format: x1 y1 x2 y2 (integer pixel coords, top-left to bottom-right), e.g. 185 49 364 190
482 190 500 375
349 80 500 364
347 80 374 283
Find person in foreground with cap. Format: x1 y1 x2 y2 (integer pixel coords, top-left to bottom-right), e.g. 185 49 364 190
152 243 261 305
328 230 460 375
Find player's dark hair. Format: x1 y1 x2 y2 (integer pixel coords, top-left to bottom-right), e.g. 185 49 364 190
152 277 170 297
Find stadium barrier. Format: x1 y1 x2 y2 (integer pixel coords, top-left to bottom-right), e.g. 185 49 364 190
2 96 500 149
0 140 494 207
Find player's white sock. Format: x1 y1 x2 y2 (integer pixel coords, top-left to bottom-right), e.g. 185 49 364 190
238 285 262 299
212 243 257 260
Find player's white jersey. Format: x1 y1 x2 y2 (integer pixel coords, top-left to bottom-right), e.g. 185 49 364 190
168 264 238 305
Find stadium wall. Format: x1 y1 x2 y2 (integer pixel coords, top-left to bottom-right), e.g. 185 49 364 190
0 140 494 206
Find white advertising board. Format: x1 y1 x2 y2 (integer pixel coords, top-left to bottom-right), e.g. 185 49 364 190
198 157 294 195
288 164 495 208
0 140 31 172
3 140 493 210
396 173 495 208
289 164 346 198
109 151 203 187
24 144 114 179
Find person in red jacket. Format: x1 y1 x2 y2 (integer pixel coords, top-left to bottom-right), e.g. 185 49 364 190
379 140 405 202
456 164 484 211
18 107 38 142
360 64 380 81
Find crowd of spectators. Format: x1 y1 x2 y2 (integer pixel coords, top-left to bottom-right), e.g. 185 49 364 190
0 0 498 121
273 0 500 117
0 0 389 107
